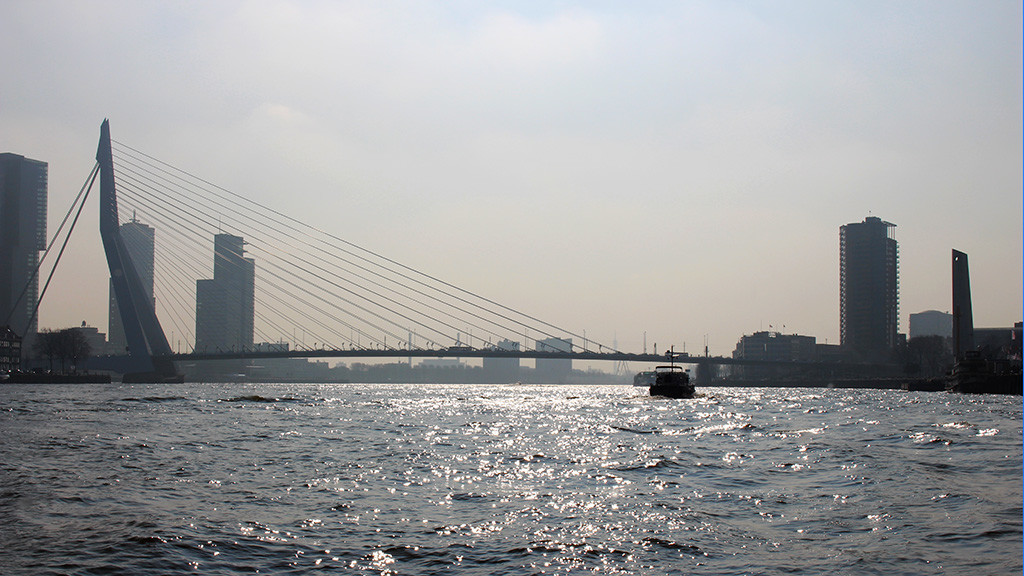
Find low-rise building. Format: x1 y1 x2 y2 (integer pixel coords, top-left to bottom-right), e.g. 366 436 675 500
732 331 817 363
731 331 818 380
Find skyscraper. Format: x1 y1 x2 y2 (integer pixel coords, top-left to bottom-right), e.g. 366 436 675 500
108 217 156 354
195 233 255 353
0 153 47 359
840 216 898 361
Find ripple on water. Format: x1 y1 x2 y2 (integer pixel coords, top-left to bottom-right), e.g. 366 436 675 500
0 383 1019 575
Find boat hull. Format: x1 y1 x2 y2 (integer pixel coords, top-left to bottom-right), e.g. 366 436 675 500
649 383 695 398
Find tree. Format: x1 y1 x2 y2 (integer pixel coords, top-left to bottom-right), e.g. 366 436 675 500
33 329 59 371
31 328 91 373
63 328 91 373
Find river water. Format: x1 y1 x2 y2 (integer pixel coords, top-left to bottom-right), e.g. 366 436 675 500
0 383 1020 575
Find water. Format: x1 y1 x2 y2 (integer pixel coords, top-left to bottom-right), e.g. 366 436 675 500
0 383 1020 575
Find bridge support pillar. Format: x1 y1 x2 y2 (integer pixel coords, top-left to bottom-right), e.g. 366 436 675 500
694 359 715 386
97 120 181 382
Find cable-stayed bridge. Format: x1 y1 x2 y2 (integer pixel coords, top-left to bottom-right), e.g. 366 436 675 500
65 120 695 381
44 121 860 384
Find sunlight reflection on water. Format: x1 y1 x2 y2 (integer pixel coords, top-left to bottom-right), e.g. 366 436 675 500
0 383 1020 575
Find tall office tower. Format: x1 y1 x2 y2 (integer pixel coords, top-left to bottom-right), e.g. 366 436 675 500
195 233 255 352
840 216 899 361
108 217 156 354
0 153 47 359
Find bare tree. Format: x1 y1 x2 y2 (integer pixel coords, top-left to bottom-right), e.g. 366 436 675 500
31 328 92 373
33 329 59 372
64 329 91 373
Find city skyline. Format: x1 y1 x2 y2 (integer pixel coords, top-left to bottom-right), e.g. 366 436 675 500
2 2 1020 356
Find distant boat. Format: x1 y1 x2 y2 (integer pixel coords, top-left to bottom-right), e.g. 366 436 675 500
633 370 656 387
647 365 695 399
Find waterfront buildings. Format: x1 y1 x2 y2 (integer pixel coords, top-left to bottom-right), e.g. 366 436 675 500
0 153 47 359
195 233 255 353
731 330 818 379
840 216 899 361
732 331 817 363
108 217 156 354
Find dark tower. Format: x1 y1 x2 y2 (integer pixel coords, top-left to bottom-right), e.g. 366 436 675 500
0 153 47 360
840 216 899 361
951 249 974 359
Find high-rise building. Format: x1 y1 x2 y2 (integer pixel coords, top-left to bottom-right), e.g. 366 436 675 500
0 153 47 360
195 233 255 352
108 217 155 354
535 337 572 383
840 216 898 360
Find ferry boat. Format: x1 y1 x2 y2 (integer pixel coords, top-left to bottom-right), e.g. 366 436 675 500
648 365 695 398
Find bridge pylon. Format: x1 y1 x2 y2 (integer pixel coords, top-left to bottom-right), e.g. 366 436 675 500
97 120 181 382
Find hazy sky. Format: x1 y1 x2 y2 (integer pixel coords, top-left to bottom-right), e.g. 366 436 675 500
3 0 1021 356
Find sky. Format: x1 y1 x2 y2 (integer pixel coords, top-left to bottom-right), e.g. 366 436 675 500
2 0 1021 357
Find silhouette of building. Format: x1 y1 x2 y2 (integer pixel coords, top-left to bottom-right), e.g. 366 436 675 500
909 310 952 339
195 233 255 353
1 325 22 372
70 321 112 359
732 331 817 362
535 337 572 383
731 330 817 379
951 249 973 359
0 153 47 359
840 216 898 361
483 338 520 383
108 217 155 354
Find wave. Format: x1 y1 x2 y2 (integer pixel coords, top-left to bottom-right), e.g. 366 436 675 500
611 425 660 434
121 396 188 403
220 395 301 403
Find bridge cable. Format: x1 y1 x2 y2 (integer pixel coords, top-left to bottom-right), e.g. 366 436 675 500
4 163 99 330
22 162 100 337
111 140 620 354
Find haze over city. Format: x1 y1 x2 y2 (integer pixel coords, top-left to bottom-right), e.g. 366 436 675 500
2 1 1021 356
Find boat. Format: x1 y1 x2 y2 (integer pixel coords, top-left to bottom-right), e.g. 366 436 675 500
946 351 1021 395
648 365 695 398
633 370 656 387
